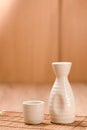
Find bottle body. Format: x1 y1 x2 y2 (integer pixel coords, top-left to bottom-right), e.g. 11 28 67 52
49 62 75 124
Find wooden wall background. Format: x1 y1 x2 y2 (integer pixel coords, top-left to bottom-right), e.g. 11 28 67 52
61 0 87 82
0 0 87 83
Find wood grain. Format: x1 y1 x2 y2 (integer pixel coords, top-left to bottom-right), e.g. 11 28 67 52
0 83 87 116
0 0 87 83
0 0 59 83
0 111 87 130
61 0 87 82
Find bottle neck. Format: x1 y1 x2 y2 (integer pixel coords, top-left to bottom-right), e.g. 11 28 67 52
56 76 68 82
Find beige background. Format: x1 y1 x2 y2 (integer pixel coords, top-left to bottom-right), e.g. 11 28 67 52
61 0 87 82
0 0 87 83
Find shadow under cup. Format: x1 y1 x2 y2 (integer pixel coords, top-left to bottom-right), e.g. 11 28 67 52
23 100 45 124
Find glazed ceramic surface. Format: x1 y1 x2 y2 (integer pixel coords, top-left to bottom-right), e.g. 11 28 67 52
23 100 44 124
49 62 75 124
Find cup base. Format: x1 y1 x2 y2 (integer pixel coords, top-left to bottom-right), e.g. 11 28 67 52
24 121 42 125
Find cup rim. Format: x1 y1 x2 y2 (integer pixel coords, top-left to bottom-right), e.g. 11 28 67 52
23 100 44 106
52 62 72 65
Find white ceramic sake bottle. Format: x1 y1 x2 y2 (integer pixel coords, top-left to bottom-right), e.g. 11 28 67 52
49 62 75 124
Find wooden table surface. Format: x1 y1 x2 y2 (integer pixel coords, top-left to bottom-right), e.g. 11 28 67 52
0 111 87 130
0 84 87 116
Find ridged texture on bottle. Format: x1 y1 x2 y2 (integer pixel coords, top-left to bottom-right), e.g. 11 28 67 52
49 62 75 124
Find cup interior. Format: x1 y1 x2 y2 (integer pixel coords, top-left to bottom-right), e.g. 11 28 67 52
23 100 44 106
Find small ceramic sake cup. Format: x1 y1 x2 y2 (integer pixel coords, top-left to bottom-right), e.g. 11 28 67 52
23 100 45 124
